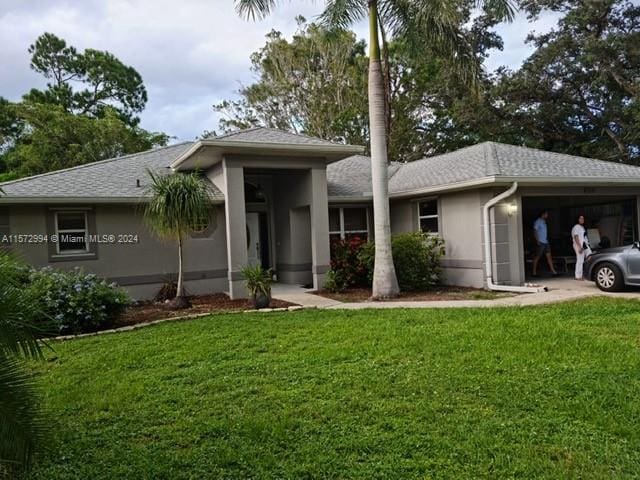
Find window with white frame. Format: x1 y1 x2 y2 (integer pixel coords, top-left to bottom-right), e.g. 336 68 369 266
329 207 368 243
418 199 439 234
55 211 89 254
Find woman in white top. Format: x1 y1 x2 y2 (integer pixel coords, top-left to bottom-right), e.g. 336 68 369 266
572 215 592 280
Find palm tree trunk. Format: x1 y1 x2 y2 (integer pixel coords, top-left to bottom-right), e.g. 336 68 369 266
368 0 399 299
176 235 185 299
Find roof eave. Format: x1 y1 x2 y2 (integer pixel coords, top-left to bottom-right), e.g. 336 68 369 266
171 140 364 171
389 177 500 199
328 195 374 203
497 176 640 185
0 196 225 205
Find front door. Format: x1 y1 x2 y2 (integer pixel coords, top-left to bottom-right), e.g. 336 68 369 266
246 212 261 267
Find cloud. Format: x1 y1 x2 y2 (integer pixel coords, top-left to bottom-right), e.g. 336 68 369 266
0 1 560 142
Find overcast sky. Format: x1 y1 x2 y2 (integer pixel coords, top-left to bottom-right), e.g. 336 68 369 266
0 0 561 143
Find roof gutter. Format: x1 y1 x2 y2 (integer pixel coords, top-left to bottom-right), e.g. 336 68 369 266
482 182 547 294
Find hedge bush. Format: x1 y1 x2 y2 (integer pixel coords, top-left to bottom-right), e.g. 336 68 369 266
392 232 445 291
326 236 369 292
328 232 445 292
27 268 129 335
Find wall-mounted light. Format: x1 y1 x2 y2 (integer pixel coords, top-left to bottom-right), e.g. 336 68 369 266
507 202 518 217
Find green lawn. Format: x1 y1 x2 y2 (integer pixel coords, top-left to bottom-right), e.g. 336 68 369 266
28 298 640 479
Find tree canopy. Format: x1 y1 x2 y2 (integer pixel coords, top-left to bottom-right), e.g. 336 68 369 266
214 19 370 148
214 11 507 162
218 0 639 164
0 33 167 181
489 0 640 163
25 32 147 126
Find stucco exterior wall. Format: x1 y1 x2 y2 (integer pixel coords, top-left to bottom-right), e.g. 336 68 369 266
440 191 485 287
5 204 228 300
389 191 486 288
273 171 313 285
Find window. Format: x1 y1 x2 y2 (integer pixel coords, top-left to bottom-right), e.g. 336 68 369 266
55 211 89 254
418 199 439 234
329 207 368 243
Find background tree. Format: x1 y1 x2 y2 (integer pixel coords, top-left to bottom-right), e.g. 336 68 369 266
1 104 167 179
426 0 640 163
214 19 370 147
0 252 47 475
25 32 147 126
486 0 640 163
220 12 509 162
0 33 167 181
144 171 213 309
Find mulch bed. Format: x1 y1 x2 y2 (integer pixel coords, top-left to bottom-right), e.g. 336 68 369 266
315 286 514 303
116 294 297 327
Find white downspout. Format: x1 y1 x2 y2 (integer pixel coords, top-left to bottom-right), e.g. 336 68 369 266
483 182 547 293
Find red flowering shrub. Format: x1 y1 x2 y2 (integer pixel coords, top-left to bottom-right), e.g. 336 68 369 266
326 236 370 292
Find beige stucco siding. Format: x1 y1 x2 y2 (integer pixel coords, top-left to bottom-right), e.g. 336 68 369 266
439 191 485 287
273 172 313 285
6 204 228 300
389 191 486 288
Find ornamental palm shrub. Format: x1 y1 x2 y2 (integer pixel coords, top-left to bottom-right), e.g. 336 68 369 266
27 268 129 334
144 170 213 308
0 252 47 475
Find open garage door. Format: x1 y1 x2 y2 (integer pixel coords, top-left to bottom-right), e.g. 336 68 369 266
521 195 638 278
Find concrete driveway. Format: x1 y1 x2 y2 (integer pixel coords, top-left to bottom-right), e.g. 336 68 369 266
534 276 640 298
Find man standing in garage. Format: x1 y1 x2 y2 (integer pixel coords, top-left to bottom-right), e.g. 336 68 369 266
532 210 559 277
572 214 592 281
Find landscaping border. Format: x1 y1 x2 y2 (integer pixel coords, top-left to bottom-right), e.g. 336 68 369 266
52 305 307 341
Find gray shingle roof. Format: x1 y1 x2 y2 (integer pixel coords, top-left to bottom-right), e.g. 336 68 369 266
389 143 496 193
5 137 640 203
210 126 348 147
491 142 640 178
0 142 224 201
329 142 640 198
327 155 401 198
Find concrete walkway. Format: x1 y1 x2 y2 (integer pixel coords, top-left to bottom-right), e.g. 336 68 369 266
270 283 343 308
271 278 640 310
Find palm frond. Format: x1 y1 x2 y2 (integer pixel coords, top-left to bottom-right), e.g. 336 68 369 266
381 0 478 85
0 253 44 359
477 0 516 22
318 0 368 29
144 170 213 240
0 353 46 473
235 0 281 20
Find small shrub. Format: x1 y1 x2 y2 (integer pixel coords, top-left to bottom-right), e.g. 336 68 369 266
356 241 375 285
154 281 178 302
392 232 445 291
241 264 272 298
324 268 346 293
356 232 446 291
27 268 130 335
329 236 368 290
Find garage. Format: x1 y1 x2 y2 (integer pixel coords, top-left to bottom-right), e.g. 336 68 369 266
521 194 638 279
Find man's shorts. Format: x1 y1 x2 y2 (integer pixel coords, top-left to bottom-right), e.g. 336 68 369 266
535 243 550 257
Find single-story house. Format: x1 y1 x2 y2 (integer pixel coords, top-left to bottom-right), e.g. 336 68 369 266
1 127 639 299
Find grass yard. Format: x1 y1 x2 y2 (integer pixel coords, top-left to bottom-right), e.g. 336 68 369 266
28 298 640 479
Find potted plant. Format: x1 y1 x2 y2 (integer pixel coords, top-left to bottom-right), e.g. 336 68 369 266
241 264 272 309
